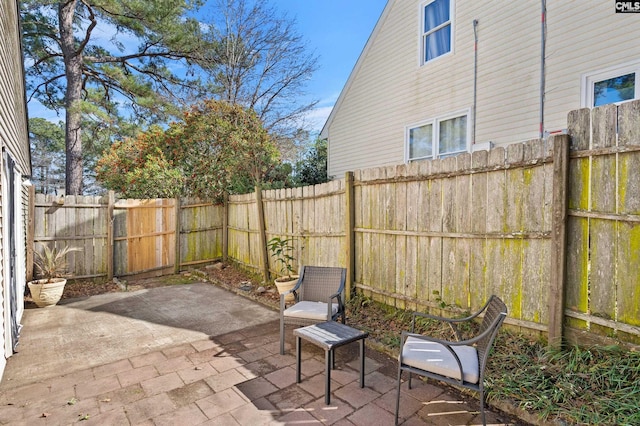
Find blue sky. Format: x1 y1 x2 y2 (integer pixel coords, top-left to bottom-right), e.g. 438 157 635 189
270 0 388 131
28 0 388 132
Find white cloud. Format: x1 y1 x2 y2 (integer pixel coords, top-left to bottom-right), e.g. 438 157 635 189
319 91 341 106
90 22 140 55
298 90 342 132
304 105 334 132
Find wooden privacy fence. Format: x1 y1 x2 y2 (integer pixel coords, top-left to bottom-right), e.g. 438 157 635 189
258 139 559 340
226 180 346 280
28 101 640 347
351 139 558 337
564 102 640 345
29 193 223 280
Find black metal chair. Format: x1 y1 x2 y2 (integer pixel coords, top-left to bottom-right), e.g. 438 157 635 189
394 295 507 425
279 266 346 355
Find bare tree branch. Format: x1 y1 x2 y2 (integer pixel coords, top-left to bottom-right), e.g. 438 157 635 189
76 0 97 57
28 73 65 102
32 52 63 68
92 4 144 21
202 0 319 144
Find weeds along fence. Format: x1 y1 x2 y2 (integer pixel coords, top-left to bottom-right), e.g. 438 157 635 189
28 101 640 346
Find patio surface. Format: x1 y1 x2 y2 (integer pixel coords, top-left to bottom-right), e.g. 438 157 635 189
0 282 521 425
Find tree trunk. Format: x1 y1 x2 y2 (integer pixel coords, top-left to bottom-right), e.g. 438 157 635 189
59 0 84 195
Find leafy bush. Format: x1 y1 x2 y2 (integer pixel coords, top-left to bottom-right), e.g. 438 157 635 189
96 100 280 200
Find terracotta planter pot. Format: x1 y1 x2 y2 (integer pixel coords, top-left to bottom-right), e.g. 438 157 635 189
28 278 67 307
275 276 299 303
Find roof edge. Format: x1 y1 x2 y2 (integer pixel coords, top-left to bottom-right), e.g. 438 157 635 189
320 0 394 139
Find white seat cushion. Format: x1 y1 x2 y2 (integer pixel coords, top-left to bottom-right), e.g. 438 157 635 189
283 301 338 321
401 336 479 384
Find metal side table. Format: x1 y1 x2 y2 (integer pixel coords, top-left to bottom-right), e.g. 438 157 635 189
293 321 369 405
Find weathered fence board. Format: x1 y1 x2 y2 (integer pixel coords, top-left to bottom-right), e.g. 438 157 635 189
487 170 507 233
589 219 616 320
522 239 547 323
565 216 588 313
564 102 640 344
413 236 428 303
115 199 176 276
469 238 487 309
33 194 106 279
618 222 640 328
179 199 223 266
620 152 640 213
227 193 254 269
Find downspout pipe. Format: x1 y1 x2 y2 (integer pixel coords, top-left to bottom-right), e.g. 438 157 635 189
540 0 547 139
472 19 478 145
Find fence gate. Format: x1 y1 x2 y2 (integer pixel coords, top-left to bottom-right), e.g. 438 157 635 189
113 199 176 276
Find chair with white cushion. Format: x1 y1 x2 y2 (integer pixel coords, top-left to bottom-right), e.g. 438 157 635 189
394 295 507 426
279 266 346 355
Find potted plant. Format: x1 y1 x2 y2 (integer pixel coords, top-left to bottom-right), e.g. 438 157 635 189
267 237 299 302
28 244 82 307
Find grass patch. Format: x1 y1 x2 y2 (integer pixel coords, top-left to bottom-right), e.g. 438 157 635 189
488 339 640 425
346 293 640 425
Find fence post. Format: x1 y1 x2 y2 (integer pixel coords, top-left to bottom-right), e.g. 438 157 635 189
223 194 229 262
26 185 35 282
107 190 115 280
255 184 270 283
174 197 181 274
345 172 355 301
548 135 570 349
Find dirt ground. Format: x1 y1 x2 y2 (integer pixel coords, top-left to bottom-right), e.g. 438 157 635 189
56 262 279 306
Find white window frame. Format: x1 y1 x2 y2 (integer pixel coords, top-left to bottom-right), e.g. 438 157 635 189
405 110 470 162
581 61 640 108
419 0 454 66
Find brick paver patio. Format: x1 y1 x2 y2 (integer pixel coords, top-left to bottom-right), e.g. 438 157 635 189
0 283 522 425
0 318 520 425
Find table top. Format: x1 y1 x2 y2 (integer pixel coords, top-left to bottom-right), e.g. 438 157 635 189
293 321 369 350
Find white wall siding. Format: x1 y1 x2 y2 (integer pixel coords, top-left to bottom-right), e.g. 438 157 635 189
0 0 31 379
328 1 415 176
544 2 640 133
471 1 540 146
326 0 640 177
327 0 542 177
0 0 30 170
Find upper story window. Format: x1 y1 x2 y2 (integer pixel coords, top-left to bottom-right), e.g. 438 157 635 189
406 112 469 162
422 0 452 64
582 62 640 107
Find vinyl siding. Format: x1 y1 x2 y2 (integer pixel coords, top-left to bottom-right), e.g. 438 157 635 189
328 0 414 177
544 1 640 133
471 1 540 145
326 0 640 177
0 0 29 170
0 0 31 377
